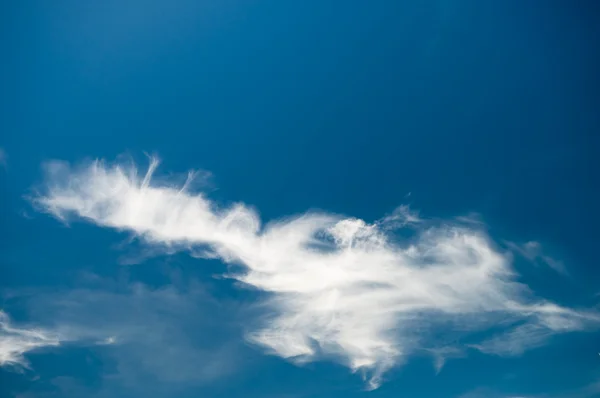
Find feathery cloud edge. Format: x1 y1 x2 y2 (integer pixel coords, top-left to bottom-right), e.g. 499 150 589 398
0 310 59 369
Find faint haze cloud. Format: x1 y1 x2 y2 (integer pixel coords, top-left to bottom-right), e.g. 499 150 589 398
1 276 245 397
0 147 6 168
457 376 600 398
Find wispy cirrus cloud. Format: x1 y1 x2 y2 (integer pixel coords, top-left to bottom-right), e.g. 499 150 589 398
33 157 600 389
0 310 59 369
505 241 568 276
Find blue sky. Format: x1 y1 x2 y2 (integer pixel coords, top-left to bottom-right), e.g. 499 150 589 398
1 1 599 397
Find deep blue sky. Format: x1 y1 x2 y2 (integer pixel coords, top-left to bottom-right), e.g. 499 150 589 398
1 1 599 397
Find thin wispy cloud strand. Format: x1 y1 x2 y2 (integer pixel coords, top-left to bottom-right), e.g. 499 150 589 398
505 241 569 275
34 158 600 389
0 310 59 369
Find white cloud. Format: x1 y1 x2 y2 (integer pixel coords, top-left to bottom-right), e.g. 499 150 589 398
34 157 600 389
0 310 60 369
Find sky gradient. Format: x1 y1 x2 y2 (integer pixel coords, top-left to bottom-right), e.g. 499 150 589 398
1 1 599 397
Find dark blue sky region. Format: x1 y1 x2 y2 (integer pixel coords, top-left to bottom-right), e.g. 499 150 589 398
1 1 599 398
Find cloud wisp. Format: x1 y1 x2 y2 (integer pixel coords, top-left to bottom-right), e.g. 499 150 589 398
0 310 60 369
34 157 600 389
505 241 568 276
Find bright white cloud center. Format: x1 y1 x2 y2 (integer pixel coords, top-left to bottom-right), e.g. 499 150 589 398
35 158 599 389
